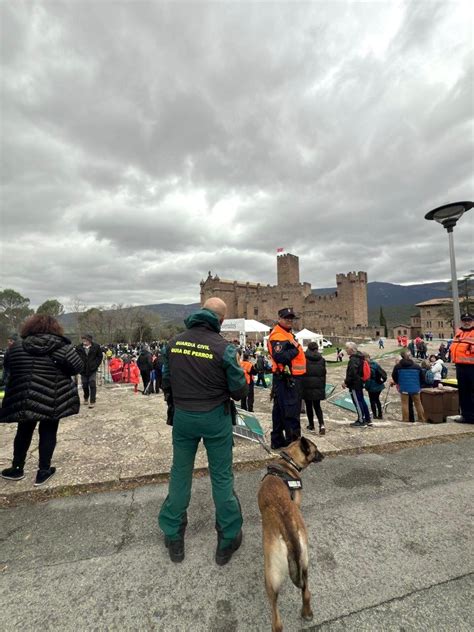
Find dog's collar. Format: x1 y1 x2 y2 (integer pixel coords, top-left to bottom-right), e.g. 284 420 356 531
279 450 303 473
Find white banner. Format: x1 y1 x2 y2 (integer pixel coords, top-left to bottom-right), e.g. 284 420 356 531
221 318 246 332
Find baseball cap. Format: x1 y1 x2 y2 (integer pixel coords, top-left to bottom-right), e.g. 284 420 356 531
278 307 299 319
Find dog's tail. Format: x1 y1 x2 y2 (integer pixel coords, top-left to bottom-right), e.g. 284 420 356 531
286 528 304 589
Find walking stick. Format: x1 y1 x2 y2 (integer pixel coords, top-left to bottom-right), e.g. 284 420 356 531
382 383 392 411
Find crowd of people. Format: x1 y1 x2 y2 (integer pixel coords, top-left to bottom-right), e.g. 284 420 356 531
0 307 472 494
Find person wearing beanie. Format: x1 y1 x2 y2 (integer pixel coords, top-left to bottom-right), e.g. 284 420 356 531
158 297 247 566
75 334 103 409
7 333 19 347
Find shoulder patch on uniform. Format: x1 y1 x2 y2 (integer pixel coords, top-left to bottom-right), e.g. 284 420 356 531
274 342 282 353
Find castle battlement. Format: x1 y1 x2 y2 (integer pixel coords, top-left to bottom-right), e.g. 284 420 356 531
336 271 367 284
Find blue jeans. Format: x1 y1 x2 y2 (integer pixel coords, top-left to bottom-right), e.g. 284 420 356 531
350 389 371 422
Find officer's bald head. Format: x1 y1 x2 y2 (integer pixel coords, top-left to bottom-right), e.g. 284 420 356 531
203 297 227 323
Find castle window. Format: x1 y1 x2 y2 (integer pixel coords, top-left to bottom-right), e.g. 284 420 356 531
254 307 258 317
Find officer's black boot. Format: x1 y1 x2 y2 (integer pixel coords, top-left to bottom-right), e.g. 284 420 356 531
215 530 243 566
164 512 187 563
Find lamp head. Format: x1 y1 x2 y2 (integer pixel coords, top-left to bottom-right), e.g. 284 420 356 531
425 201 473 232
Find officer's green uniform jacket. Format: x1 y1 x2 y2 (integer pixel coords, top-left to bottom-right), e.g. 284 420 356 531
159 308 247 548
162 308 247 410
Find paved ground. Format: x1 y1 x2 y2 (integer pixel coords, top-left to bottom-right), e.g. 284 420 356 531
1 439 473 631
1 338 472 506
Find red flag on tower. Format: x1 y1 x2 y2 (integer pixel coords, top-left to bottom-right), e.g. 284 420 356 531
276 247 284 253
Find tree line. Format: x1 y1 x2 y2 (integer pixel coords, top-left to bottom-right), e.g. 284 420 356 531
0 289 184 347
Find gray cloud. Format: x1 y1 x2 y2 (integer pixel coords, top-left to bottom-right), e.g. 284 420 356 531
1 0 473 309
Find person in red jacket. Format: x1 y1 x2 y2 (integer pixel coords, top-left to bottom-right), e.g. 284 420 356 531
122 358 140 393
108 356 123 383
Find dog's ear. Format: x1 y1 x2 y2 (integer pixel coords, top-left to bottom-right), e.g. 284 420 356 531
299 436 312 456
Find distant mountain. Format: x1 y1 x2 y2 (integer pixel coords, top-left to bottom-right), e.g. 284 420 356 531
138 302 201 321
313 281 450 308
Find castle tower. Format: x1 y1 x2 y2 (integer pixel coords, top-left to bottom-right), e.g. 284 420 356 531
277 253 300 286
336 272 368 327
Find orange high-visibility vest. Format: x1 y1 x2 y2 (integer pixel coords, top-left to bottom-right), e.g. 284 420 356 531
267 324 306 375
450 328 474 364
240 360 254 384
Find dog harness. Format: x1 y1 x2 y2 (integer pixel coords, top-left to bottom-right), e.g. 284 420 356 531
263 463 302 501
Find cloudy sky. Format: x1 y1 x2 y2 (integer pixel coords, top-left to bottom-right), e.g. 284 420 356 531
1 1 473 309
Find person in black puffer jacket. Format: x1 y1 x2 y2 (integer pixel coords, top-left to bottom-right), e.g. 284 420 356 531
1 315 83 486
302 342 327 434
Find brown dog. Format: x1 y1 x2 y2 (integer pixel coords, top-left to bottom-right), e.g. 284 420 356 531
258 436 324 632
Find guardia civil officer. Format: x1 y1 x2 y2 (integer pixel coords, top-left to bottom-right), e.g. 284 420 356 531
158 297 248 565
267 307 306 449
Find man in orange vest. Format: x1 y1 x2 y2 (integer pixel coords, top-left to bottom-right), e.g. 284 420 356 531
450 313 474 424
267 307 306 449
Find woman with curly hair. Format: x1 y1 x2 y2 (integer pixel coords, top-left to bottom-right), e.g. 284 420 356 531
1 314 83 486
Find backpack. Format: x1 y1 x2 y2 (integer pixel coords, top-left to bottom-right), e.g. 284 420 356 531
424 369 435 386
441 364 448 379
373 363 387 384
362 359 371 382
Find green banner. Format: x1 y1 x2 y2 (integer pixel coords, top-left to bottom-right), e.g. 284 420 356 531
233 411 265 442
329 392 370 413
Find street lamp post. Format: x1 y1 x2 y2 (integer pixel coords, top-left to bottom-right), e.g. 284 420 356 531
425 201 473 332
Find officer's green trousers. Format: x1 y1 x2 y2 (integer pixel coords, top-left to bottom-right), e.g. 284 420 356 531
158 403 243 549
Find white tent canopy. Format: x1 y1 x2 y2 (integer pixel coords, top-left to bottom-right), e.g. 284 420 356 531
294 328 323 348
221 318 270 346
244 319 270 333
221 318 270 333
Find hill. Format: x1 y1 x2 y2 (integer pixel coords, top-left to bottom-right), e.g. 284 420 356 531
313 281 450 308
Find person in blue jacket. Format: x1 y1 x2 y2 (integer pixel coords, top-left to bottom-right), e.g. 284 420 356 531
391 350 426 422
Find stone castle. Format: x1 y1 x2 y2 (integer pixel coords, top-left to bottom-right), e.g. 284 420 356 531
200 253 377 337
